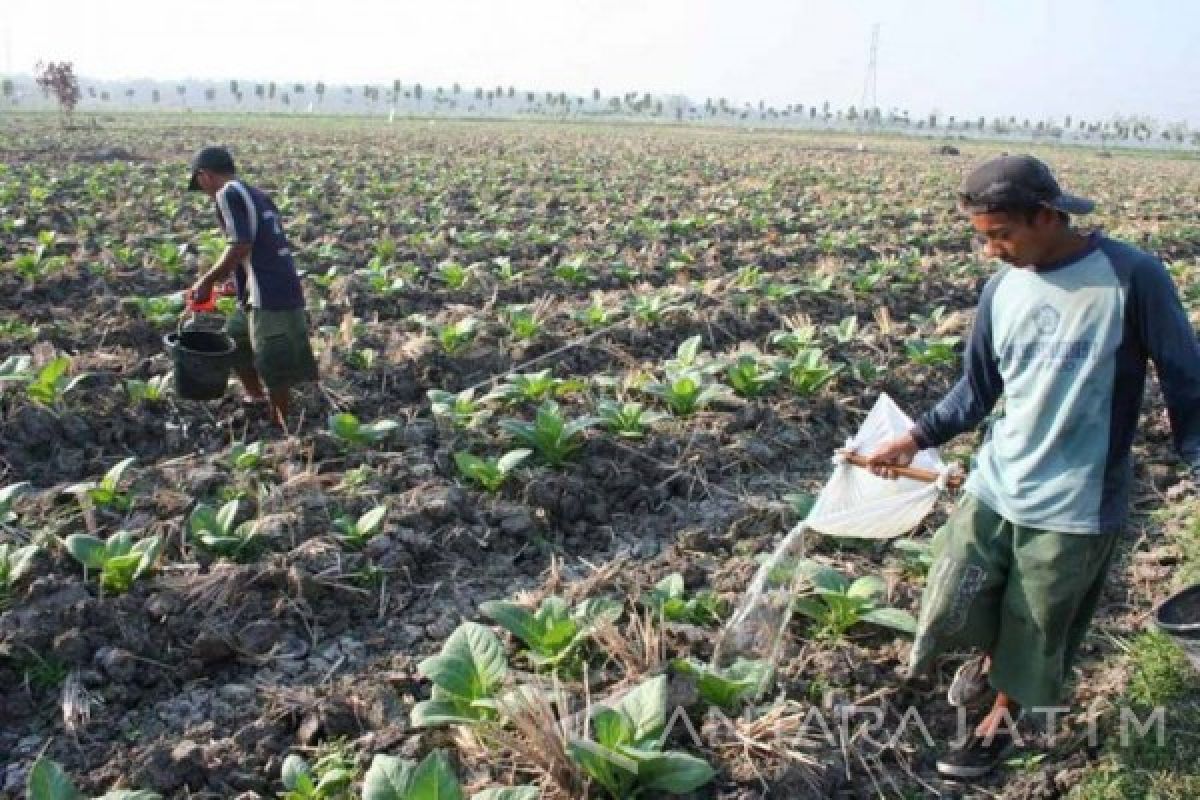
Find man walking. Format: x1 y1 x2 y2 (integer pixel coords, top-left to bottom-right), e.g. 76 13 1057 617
187 146 318 429
867 154 1200 778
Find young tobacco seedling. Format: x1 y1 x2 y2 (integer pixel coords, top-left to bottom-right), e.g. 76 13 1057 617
124 375 170 404
499 401 598 466
825 315 859 345
642 370 729 417
428 388 491 429
892 538 935 578
780 349 842 396
454 449 531 493
27 756 161 800
0 480 29 524
411 621 508 728
332 506 388 549
189 499 265 560
503 305 543 341
790 560 917 640
479 595 621 669
279 751 355 800
64 531 162 594
488 370 584 405
0 541 38 609
435 260 471 290
24 356 88 407
435 318 478 355
65 457 136 512
643 573 725 626
905 335 962 368
328 412 400 447
227 441 266 471
567 674 715 799
671 657 771 711
596 399 668 439
362 749 538 800
725 354 779 398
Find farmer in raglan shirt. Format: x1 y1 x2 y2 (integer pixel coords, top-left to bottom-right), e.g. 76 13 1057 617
187 146 318 429
866 155 1200 779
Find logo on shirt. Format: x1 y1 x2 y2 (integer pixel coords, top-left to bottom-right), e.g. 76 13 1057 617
1032 303 1061 336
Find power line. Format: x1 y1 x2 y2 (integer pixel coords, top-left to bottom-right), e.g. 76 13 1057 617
859 23 879 130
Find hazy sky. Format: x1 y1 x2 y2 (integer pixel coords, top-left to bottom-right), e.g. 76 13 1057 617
4 0 1198 124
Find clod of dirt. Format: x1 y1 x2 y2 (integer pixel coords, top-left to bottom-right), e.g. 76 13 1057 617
52 628 92 664
94 646 138 682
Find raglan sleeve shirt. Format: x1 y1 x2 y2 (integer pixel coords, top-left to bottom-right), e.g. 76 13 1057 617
911 272 1007 450
216 184 255 245
1127 254 1200 477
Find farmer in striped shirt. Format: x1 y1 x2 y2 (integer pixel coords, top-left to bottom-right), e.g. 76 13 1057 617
187 146 318 429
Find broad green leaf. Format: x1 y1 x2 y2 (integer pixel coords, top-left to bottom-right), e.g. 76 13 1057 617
796 559 849 593
495 448 531 473
95 791 163 800
417 621 507 702
632 750 716 792
791 597 829 621
105 531 135 557
653 573 685 601
847 575 886 600
358 506 388 536
26 757 81 800
612 674 668 744
280 754 311 791
592 706 635 749
407 750 463 800
479 600 543 652
102 457 136 490
859 607 918 635
362 754 415 800
329 412 362 440
469 788 540 800
216 499 239 534
64 534 107 569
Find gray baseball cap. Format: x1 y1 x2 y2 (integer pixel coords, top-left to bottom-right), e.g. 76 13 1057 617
958 155 1094 215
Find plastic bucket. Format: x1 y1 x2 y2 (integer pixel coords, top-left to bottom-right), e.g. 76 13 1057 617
1152 584 1200 673
164 329 235 401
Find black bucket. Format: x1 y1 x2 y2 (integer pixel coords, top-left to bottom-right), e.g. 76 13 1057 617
164 329 235 401
1152 584 1200 673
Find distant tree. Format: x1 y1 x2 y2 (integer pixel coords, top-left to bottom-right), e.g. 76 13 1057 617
151 88 160 104
1 78 13 104
315 82 325 103
846 105 858 121
453 82 461 96
655 100 663 115
475 87 483 100
282 92 290 107
205 87 215 104
124 87 135 105
928 112 937 128
978 116 985 130
230 79 239 96
810 106 817 119
294 83 305 94
268 82 276 100
34 61 82 118
526 91 535 105
593 87 601 103
100 90 110 102
255 84 264 101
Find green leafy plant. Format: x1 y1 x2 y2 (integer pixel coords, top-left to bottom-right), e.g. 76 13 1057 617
642 371 729 417
499 401 599 466
642 573 725 626
503 305 543 341
567 674 715 798
454 449 531 493
188 499 265 560
361 750 537 800
411 621 508 728
124 375 170 404
328 412 400 447
435 260 471 290
791 560 917 640
488 370 584 405
14 356 88 406
65 457 136 511
0 541 38 609
893 538 934 578
227 441 266 471
825 315 859 345
725 354 779 398
554 254 593 286
428 388 491 429
63 531 162 594
332 506 388 549
596 399 668 439
480 595 620 669
671 657 771 711
278 751 355 800
769 323 818 356
905 335 962 367
27 756 162 800
781 349 842 396
435 318 479 355
0 480 29 524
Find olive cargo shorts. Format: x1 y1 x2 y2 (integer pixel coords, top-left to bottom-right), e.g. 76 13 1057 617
226 307 319 391
907 493 1119 709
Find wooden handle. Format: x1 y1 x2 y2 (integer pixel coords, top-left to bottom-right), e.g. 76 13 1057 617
840 452 964 489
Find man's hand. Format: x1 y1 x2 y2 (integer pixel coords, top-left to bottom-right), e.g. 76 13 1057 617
864 432 921 480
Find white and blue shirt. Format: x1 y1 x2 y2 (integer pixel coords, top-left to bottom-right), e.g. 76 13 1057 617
214 180 305 311
913 234 1200 533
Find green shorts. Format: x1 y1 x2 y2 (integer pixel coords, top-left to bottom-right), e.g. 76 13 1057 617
907 493 1119 709
226 307 319 391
